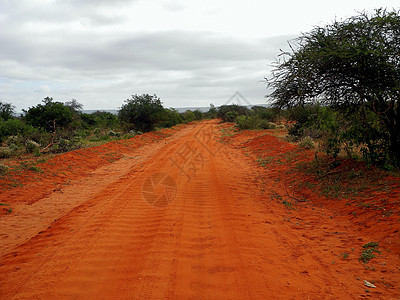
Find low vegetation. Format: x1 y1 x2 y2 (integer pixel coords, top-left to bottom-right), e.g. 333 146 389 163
1 9 398 173
219 9 400 171
360 242 380 264
0 95 214 160
266 9 400 170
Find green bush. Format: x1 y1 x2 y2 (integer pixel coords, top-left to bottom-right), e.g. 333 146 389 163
8 143 20 153
81 111 119 129
193 110 204 120
235 115 276 130
75 129 91 138
204 104 217 119
50 133 83 153
24 131 52 148
25 140 40 153
0 164 8 175
89 135 110 142
6 135 22 146
24 97 73 132
298 136 315 149
120 132 136 139
180 110 196 123
93 128 102 136
217 105 248 122
118 94 165 133
268 9 400 167
235 115 252 129
160 108 182 127
108 130 120 137
360 242 380 263
0 119 36 142
250 106 279 122
285 104 396 168
225 111 239 122
0 147 12 159
286 105 338 140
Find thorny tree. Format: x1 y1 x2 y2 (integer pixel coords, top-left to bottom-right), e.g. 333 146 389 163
267 9 400 165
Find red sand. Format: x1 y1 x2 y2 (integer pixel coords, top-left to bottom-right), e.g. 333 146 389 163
0 120 398 299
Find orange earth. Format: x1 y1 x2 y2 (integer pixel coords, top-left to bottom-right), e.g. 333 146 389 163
0 120 399 299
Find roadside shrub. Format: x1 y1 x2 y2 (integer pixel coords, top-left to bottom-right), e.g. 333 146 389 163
299 136 315 149
93 128 102 136
0 119 35 142
180 110 196 123
6 135 22 146
258 119 276 130
342 108 393 168
81 111 119 129
89 135 110 142
235 115 252 129
108 130 120 137
0 164 8 175
8 143 20 153
360 242 380 264
120 132 135 139
25 140 40 153
285 103 396 168
0 147 12 159
193 110 203 120
235 115 276 130
24 97 73 132
118 94 165 132
217 105 248 122
53 139 71 153
75 129 91 138
286 105 339 140
250 106 279 122
24 131 52 148
51 133 83 153
204 103 217 119
225 111 239 122
160 108 182 127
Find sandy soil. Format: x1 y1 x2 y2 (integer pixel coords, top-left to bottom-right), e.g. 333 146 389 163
0 120 398 299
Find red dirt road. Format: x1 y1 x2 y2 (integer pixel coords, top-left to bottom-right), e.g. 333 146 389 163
0 120 399 299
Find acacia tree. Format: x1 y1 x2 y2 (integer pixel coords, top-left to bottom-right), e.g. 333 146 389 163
267 9 400 165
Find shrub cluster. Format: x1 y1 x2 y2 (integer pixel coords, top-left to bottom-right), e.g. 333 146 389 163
0 96 216 159
285 104 396 169
216 105 278 130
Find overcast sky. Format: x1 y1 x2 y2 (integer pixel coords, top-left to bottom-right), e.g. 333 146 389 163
0 0 398 111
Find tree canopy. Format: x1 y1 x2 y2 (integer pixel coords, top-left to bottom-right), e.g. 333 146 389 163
118 94 165 132
267 9 400 165
217 104 249 122
24 97 73 132
0 101 15 121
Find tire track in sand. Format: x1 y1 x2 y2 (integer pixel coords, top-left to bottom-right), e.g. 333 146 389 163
0 120 367 299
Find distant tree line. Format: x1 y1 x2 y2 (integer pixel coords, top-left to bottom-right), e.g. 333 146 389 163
1 9 398 170
0 94 215 157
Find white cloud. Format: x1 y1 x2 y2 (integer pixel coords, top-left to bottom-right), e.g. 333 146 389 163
34 84 51 94
0 0 398 111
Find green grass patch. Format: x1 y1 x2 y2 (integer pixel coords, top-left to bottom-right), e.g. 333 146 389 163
295 156 391 200
0 164 9 175
257 157 274 167
360 242 380 263
340 252 349 260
